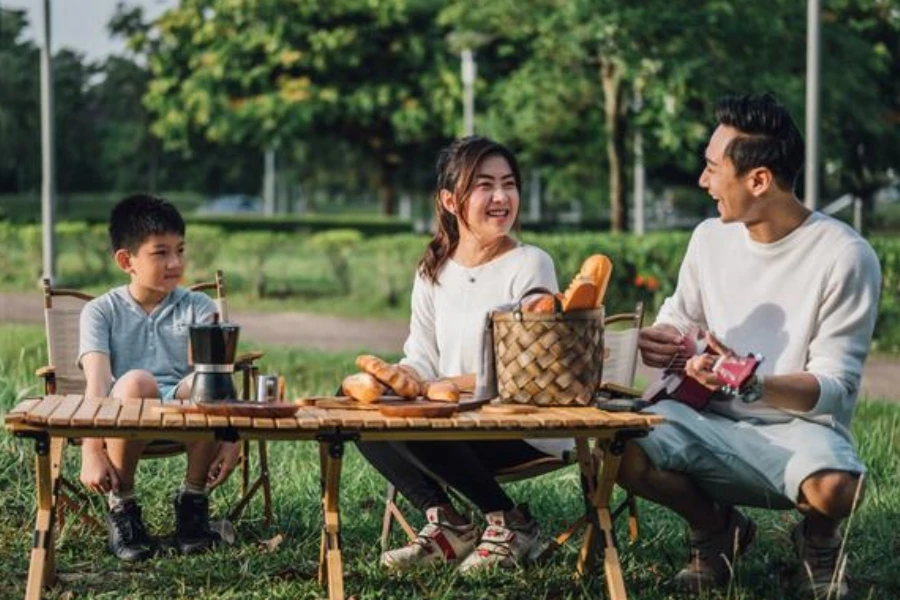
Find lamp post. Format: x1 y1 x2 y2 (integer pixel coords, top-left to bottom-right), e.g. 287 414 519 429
40 0 56 284
804 0 821 210
461 49 476 136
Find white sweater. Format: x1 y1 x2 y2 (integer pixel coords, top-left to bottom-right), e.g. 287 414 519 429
656 212 881 436
400 243 571 457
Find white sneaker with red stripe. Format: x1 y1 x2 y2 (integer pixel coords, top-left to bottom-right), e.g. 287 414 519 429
380 506 479 570
457 508 541 573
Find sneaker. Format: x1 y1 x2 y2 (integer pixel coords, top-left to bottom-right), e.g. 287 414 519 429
457 506 542 573
106 499 157 561
381 506 479 570
791 520 849 599
672 507 756 592
173 491 221 555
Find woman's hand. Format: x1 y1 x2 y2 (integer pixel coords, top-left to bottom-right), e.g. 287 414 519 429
206 442 241 489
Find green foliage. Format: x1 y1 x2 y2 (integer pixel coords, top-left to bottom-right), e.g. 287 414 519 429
187 213 413 236
184 224 225 283
309 229 364 294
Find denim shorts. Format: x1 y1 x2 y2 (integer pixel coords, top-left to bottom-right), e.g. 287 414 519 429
634 400 865 509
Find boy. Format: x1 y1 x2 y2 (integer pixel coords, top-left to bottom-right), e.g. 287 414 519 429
78 193 240 561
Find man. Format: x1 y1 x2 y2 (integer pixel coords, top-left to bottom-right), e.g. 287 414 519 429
619 93 881 598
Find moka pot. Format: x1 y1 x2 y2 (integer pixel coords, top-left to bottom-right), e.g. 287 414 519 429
190 316 239 402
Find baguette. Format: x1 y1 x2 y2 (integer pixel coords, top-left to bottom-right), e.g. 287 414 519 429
562 275 598 311
341 372 384 404
356 354 422 399
425 380 461 403
523 292 563 313
579 254 614 308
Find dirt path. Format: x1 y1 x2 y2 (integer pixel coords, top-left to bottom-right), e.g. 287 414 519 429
4 291 898 402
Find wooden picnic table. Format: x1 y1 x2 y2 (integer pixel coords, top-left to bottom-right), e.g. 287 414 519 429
5 395 663 600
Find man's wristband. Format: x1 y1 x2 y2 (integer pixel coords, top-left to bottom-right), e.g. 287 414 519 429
739 374 765 404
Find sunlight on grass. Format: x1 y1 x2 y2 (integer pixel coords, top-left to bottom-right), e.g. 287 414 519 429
1 325 898 599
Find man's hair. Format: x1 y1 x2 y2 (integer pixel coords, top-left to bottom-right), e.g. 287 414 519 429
715 93 804 192
108 193 185 254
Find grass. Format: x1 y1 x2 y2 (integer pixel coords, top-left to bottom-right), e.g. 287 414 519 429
1 324 899 599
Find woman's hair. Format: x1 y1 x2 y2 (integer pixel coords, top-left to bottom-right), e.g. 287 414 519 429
418 136 522 284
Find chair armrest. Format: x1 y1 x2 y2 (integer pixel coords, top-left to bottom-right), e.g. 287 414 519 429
597 382 643 399
35 365 56 378
234 351 264 369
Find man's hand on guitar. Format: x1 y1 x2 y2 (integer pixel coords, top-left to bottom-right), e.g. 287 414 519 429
638 324 685 369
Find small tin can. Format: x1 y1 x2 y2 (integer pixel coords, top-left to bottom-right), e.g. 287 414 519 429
256 375 279 402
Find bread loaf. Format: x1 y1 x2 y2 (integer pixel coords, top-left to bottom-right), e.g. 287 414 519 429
356 355 422 399
425 380 461 403
523 292 562 313
562 275 598 311
579 254 614 308
342 372 384 403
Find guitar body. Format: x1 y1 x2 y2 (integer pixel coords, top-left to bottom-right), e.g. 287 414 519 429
643 352 762 411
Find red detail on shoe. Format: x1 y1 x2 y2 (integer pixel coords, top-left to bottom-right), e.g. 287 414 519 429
430 530 457 560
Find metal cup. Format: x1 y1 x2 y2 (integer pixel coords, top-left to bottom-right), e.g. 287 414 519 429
256 375 279 403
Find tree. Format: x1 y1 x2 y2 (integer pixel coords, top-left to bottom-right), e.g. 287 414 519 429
0 8 40 193
138 0 461 214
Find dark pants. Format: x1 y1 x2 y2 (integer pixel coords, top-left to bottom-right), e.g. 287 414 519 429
356 439 547 514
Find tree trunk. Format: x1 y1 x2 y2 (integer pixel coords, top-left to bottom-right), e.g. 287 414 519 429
377 159 397 216
601 57 627 232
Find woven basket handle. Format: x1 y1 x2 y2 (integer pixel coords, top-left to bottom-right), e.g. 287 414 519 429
513 286 562 320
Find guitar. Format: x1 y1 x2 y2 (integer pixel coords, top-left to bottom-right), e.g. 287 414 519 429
642 351 763 411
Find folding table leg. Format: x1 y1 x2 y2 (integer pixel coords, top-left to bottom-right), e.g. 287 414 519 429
577 437 628 600
26 435 57 600
318 439 345 600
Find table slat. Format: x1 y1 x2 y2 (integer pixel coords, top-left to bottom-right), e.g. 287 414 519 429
4 398 42 425
94 398 122 427
161 399 187 428
72 397 104 427
44 395 83 426
117 398 143 427
25 395 65 425
139 399 164 428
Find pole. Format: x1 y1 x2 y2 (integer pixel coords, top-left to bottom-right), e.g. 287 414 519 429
461 49 475 136
40 0 56 283
804 0 821 210
632 89 645 236
263 147 275 216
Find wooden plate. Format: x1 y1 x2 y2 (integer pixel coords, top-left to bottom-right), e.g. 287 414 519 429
378 400 458 418
167 401 301 418
480 403 539 415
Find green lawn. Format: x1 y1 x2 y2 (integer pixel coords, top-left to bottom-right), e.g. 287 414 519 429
1 324 898 599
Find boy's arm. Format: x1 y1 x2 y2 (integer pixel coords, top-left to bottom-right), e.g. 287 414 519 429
79 352 120 494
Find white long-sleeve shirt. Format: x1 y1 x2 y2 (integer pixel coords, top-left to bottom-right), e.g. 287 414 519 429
400 243 571 457
656 212 881 436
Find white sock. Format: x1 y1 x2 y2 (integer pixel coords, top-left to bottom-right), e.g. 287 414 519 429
180 481 207 496
108 489 136 510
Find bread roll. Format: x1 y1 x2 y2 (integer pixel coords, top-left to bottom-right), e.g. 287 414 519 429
425 380 461 403
523 293 560 313
562 275 598 311
342 372 384 403
579 254 614 308
356 354 422 399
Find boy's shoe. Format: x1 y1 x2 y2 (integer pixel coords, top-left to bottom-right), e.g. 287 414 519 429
106 499 157 562
672 507 756 592
791 520 849 599
381 506 479 570
457 506 541 573
173 491 221 555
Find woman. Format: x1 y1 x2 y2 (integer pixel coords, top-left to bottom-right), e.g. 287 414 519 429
355 136 571 573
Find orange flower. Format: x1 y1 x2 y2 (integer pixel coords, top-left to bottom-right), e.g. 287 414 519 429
645 276 660 291
634 275 645 287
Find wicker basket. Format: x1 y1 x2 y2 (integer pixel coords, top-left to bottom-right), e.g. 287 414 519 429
492 302 604 406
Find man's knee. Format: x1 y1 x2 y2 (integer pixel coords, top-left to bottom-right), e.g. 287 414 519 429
799 470 865 519
110 370 158 398
617 442 654 491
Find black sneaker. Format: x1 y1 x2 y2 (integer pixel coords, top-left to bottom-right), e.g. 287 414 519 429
106 499 157 561
173 491 221 555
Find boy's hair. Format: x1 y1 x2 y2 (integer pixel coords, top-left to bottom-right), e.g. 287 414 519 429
109 193 185 254
715 93 804 192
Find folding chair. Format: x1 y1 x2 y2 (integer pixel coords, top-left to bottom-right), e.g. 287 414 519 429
35 270 273 530
379 303 646 563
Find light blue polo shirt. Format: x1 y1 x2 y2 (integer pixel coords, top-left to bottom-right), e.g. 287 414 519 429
78 286 218 393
